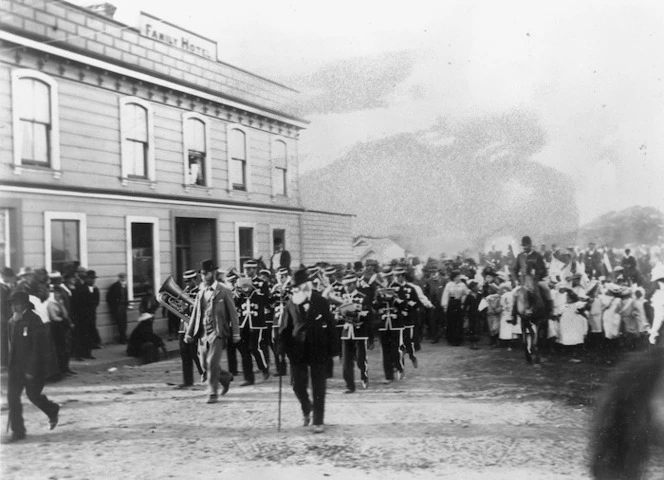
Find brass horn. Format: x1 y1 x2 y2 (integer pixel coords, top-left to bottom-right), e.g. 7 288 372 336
157 275 195 322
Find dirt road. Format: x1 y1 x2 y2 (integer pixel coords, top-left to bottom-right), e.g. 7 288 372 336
0 341 655 479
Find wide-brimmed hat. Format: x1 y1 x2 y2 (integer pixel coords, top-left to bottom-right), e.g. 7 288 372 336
392 266 406 276
200 259 217 273
290 269 310 288
138 312 154 322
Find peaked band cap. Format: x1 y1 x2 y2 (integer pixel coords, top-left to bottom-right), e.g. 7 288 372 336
183 269 197 280
306 265 320 274
342 273 357 284
277 267 289 275
392 267 406 275
243 260 258 268
259 269 272 277
323 266 337 275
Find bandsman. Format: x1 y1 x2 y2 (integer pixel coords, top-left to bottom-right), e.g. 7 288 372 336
177 269 203 387
339 273 371 393
270 267 292 375
393 266 422 370
373 278 403 382
235 277 270 386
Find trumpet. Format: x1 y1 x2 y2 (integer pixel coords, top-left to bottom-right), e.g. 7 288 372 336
157 275 195 322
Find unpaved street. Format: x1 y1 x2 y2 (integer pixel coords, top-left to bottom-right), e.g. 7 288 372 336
1 342 656 479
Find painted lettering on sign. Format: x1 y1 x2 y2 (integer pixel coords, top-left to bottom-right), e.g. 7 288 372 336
139 12 217 61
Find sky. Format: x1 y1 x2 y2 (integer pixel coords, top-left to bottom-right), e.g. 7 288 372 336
79 0 663 223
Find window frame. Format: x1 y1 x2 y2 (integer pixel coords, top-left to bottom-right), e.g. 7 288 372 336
234 222 257 270
44 211 88 273
11 69 61 177
226 124 251 193
182 112 212 190
125 216 161 302
119 97 155 187
271 137 289 197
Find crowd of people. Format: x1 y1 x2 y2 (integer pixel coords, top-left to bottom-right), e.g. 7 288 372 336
3 233 663 441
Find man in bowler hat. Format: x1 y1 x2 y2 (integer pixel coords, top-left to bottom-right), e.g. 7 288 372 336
185 260 241 404
278 269 338 433
6 291 60 442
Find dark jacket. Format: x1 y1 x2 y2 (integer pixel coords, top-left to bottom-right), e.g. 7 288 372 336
8 307 59 379
73 285 100 322
106 281 128 312
512 251 547 283
278 290 338 364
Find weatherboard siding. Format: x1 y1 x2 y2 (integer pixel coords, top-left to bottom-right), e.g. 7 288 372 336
301 211 353 264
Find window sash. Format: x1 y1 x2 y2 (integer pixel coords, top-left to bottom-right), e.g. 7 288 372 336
238 227 253 268
231 158 246 190
21 120 50 165
18 78 50 123
186 118 206 152
275 167 287 195
125 104 148 142
229 129 246 160
188 150 206 186
131 223 154 297
50 219 80 273
126 139 147 178
273 141 287 168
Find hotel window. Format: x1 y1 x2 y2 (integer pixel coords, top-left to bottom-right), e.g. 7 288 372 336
11 70 60 174
44 212 88 275
183 113 211 188
238 226 254 269
0 209 10 267
229 127 247 191
272 139 288 196
125 216 160 300
120 97 155 185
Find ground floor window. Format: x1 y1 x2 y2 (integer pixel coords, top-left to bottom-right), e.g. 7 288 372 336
238 226 254 269
0 209 11 267
44 212 87 275
126 216 160 300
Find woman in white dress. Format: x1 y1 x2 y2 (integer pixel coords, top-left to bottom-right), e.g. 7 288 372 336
557 290 588 350
498 283 518 349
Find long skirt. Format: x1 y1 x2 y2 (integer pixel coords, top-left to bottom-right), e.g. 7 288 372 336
446 298 464 346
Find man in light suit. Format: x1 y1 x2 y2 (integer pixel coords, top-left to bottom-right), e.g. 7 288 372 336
185 260 241 404
278 269 338 433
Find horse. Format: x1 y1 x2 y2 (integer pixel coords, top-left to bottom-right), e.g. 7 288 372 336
514 275 551 364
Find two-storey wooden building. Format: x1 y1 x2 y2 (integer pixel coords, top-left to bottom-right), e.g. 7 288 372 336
0 0 352 340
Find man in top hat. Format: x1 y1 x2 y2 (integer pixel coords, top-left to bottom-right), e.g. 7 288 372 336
338 273 371 393
512 236 548 284
1 266 15 368
185 260 240 404
278 269 338 434
106 273 129 344
235 277 271 386
270 239 291 273
584 243 603 280
6 291 60 442
648 263 664 345
71 270 100 359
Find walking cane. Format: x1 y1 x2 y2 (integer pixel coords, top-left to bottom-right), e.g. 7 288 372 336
277 355 283 432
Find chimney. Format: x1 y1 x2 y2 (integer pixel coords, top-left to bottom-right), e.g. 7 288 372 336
86 3 117 19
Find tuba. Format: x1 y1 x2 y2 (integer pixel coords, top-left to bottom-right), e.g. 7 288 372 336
157 276 195 322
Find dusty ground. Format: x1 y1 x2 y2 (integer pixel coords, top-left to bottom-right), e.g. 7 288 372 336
1 339 661 479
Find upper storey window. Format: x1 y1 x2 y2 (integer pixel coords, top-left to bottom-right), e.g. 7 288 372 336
272 139 288 196
229 128 247 191
183 113 211 188
120 97 155 186
11 70 61 176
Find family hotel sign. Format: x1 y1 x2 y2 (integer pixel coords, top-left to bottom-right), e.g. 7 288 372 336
139 12 218 60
